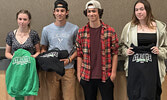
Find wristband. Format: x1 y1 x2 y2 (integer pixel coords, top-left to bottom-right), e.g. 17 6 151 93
69 57 72 63
68 58 70 63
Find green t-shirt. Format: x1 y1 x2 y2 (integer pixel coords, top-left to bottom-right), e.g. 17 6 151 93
6 49 39 99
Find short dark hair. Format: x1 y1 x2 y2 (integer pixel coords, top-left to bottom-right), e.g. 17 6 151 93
16 9 31 27
53 0 69 19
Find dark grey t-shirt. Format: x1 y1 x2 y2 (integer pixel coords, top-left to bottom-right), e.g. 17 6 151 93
6 29 40 54
90 26 102 79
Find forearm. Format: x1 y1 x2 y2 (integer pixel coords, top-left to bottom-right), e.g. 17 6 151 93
5 52 13 59
41 45 47 53
69 51 77 62
77 57 82 80
111 54 118 74
109 54 118 81
31 52 40 58
32 43 40 58
5 44 13 59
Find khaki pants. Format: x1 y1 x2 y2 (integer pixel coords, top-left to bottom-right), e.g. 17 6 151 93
45 68 76 100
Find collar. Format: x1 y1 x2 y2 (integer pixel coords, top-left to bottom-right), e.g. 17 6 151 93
86 20 107 29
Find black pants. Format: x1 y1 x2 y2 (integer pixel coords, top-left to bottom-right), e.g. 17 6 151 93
80 78 114 100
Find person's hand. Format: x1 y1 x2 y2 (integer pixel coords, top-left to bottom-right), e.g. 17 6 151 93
151 46 159 54
60 58 69 66
110 72 116 82
31 55 36 58
77 73 81 82
126 47 134 55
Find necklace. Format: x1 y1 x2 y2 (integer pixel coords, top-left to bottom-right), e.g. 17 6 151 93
140 25 147 32
16 29 30 44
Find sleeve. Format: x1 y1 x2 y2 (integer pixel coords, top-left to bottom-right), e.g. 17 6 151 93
6 32 13 46
32 30 40 45
69 25 79 55
119 23 131 57
73 25 79 44
158 29 167 59
111 29 119 55
40 28 49 46
76 29 83 57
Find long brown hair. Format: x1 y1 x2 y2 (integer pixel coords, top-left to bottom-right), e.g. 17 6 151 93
132 0 155 28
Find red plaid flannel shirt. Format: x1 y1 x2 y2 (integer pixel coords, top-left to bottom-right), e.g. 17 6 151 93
76 21 119 82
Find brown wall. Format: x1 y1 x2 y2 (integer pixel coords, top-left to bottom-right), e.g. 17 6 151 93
0 0 167 47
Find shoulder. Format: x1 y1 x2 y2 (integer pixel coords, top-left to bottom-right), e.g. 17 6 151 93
30 29 38 34
103 23 114 30
123 22 134 30
30 30 39 36
155 20 166 31
7 30 15 37
43 23 55 30
66 22 79 29
101 22 116 34
121 21 136 34
66 22 77 27
78 25 87 33
29 30 40 41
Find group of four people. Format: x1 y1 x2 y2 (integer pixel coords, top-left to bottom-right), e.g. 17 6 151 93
5 0 167 100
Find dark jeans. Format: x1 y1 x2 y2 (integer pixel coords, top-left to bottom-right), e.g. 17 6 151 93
80 78 114 100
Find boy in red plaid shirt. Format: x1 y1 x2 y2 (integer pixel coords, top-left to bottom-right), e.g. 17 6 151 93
76 0 119 100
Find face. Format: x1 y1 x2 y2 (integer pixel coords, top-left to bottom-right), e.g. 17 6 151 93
87 8 99 23
53 4 68 21
135 2 147 21
17 13 30 28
